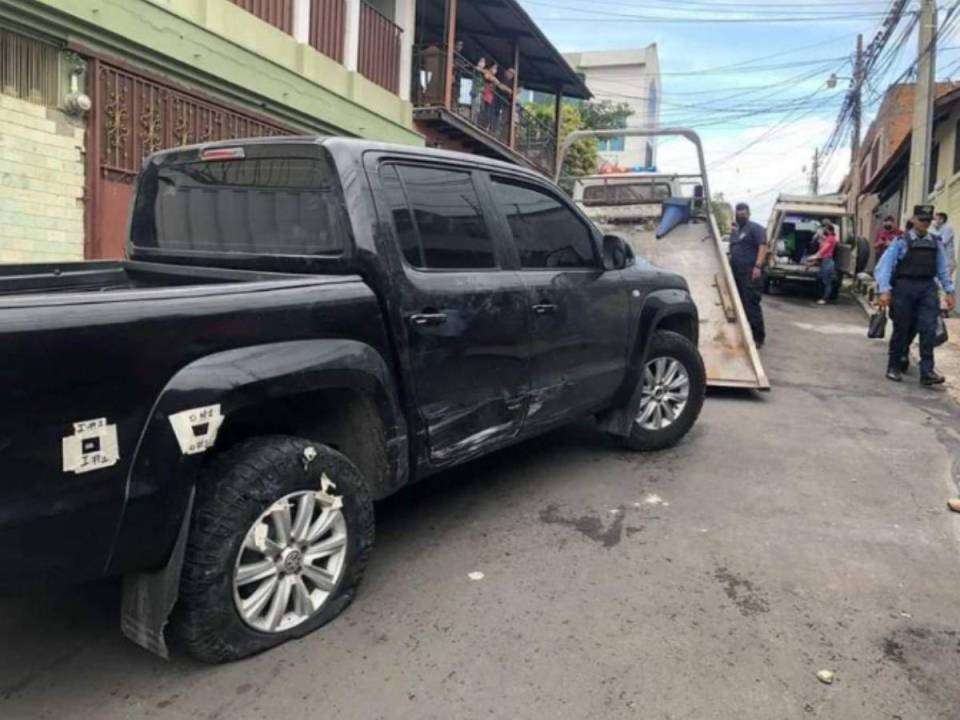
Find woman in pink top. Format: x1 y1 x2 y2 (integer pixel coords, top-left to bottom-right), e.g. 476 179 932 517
807 220 839 304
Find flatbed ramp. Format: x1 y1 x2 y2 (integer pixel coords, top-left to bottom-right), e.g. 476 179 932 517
558 127 769 390
616 221 768 389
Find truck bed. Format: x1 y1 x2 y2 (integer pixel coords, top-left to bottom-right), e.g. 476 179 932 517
0 260 312 297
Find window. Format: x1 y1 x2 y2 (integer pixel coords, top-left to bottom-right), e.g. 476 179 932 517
954 120 960 174
133 155 345 255
379 165 422 266
597 135 626 152
382 164 496 269
929 142 940 195
492 177 597 269
582 182 672 207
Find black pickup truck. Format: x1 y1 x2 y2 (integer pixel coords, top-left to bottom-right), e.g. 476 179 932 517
0 137 704 663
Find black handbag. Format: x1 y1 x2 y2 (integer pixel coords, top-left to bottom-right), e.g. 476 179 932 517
935 312 949 347
868 309 887 339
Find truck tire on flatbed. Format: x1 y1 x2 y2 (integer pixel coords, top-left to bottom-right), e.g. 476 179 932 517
622 330 706 451
172 436 374 663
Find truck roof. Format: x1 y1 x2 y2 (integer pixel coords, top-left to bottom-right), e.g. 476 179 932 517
774 193 847 206
146 135 547 179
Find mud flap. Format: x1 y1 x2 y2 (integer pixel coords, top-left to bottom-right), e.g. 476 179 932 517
596 380 644 437
120 487 194 659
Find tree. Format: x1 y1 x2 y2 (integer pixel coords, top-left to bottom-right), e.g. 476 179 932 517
710 191 733 231
579 100 633 132
526 102 598 179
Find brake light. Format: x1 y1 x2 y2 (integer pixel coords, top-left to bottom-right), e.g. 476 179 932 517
201 147 245 161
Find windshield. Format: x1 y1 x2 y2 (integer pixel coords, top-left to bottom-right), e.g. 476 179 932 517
131 153 346 256
581 181 673 207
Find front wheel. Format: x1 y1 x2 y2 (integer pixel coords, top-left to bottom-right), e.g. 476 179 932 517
172 436 375 663
621 330 706 451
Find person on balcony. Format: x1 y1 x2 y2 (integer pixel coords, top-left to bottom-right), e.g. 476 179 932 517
470 57 487 122
453 40 467 109
478 62 499 132
494 67 516 140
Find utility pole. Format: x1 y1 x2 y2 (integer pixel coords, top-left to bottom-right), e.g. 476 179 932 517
907 0 938 210
850 34 864 235
810 148 820 195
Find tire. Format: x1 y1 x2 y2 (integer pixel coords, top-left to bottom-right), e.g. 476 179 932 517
761 274 771 294
171 436 375 663
622 330 706 452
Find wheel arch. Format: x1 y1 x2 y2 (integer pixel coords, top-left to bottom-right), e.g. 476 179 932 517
598 288 700 438
116 339 406 658
110 339 407 577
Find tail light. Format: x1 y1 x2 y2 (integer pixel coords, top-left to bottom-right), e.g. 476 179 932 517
201 147 245 161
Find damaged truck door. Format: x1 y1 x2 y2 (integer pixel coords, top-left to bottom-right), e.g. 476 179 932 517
487 174 629 428
375 162 531 466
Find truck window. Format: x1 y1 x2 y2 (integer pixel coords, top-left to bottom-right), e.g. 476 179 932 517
382 164 496 270
491 177 597 269
131 156 345 256
582 182 672 207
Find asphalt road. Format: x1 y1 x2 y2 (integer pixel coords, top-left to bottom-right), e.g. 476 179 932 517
2 293 960 720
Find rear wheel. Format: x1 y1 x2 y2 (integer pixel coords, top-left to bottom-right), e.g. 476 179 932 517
622 330 706 451
172 436 374 663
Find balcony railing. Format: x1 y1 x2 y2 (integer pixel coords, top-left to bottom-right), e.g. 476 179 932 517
228 0 294 33
309 0 345 63
413 47 558 173
359 2 402 94
515 103 556 175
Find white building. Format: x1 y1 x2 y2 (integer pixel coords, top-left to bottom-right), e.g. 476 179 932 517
562 45 661 171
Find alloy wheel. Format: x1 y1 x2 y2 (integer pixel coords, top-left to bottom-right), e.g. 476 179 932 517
233 487 348 633
637 356 690 431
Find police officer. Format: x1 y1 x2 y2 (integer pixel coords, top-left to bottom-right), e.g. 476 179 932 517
875 204 957 385
729 202 768 348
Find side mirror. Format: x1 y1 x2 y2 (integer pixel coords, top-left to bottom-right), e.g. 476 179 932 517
602 234 633 270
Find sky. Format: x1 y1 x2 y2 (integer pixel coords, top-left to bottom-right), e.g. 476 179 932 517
517 0 960 220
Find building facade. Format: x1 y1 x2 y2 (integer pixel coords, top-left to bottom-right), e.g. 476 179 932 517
0 0 422 263
855 83 960 284
410 0 590 177
561 45 661 171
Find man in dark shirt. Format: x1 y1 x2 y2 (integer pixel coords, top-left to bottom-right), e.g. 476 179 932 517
729 202 768 347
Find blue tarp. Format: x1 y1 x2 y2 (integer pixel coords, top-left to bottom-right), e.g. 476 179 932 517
656 198 691 238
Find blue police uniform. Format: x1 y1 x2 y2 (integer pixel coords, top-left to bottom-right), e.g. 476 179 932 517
729 219 767 346
874 227 955 379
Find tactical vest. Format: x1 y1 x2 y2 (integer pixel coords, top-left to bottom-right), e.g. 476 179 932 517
895 233 939 279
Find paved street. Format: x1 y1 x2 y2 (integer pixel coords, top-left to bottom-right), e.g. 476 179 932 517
2 293 959 720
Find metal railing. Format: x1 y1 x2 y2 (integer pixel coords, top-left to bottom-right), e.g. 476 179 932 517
228 0 295 33
515 103 557 174
309 0 345 62
413 47 557 172
359 2 402 94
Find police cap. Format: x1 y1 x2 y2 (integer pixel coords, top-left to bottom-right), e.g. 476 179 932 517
913 204 935 220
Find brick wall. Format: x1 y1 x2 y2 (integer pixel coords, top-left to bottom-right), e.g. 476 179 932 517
0 94 86 263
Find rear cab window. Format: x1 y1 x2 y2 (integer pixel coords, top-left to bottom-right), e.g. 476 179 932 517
131 146 348 258
582 182 672 207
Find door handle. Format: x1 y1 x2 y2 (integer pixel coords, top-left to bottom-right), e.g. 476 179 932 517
409 312 448 327
532 303 557 315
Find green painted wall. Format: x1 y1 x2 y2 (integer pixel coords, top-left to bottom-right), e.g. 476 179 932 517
1 0 423 145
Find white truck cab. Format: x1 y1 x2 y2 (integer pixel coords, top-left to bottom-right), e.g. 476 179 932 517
764 193 867 298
